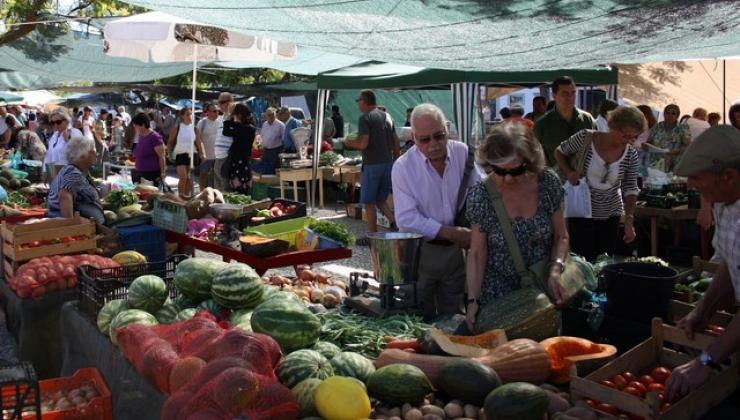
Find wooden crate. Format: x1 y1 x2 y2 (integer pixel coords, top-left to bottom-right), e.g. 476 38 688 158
671 300 736 328
570 318 739 419
1 215 97 277
672 257 720 303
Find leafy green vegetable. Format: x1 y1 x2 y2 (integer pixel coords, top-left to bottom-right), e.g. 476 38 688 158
308 218 355 247
5 191 29 208
224 193 252 205
106 190 138 211
319 151 342 167
317 310 429 358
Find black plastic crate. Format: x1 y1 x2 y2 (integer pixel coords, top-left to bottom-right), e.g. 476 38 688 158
76 254 187 319
0 362 40 420
237 198 307 229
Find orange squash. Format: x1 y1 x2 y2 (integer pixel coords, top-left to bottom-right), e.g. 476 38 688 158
429 328 507 357
540 336 617 383
375 338 551 387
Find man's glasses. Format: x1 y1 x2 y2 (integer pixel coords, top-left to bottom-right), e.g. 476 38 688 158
416 130 446 144
50 120 64 125
491 163 527 177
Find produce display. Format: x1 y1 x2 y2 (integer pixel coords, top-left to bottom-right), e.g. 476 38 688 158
39 379 102 414
105 190 138 211
252 200 300 222
7 254 119 298
674 274 712 302
307 218 355 247
223 192 252 205
0 168 31 192
590 366 675 417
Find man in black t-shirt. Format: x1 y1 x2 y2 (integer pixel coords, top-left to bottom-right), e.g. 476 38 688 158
330 105 344 138
344 90 400 244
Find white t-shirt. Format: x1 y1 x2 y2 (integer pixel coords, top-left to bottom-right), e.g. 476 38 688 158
80 116 95 140
43 128 84 169
684 117 710 142
214 116 232 159
197 118 219 160
595 115 610 133
711 200 740 302
173 122 196 155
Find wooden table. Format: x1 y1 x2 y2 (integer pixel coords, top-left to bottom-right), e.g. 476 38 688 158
165 230 352 275
278 167 324 208
634 205 710 259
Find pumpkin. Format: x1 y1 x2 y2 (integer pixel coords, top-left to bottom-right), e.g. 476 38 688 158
429 328 508 357
540 336 617 383
375 339 551 387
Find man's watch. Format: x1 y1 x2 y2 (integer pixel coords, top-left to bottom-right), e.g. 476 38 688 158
698 351 721 371
551 258 565 274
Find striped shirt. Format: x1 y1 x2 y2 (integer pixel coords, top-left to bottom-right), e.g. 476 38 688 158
47 164 104 224
213 116 232 159
559 129 640 220
711 200 740 302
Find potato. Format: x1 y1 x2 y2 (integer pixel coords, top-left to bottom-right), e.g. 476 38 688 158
421 405 445 418
404 408 423 420
444 402 464 419
564 407 598 420
376 406 390 416
421 415 443 420
299 269 316 281
433 398 445 408
551 414 579 420
463 404 478 419
387 417 402 420
389 408 402 418
402 403 413 418
546 390 571 415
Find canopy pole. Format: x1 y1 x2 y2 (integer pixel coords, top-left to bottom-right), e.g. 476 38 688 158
723 59 726 124
311 89 328 214
188 45 197 197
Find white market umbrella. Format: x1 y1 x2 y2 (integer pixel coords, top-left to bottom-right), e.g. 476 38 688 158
103 11 297 171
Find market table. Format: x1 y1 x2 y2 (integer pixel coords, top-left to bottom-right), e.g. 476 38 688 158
634 204 710 259
278 167 324 208
0 280 77 379
60 301 164 420
165 230 352 275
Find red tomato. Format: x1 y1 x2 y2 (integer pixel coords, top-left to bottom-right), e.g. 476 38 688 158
613 374 628 389
627 415 645 420
46 281 58 293
624 386 644 398
596 403 618 415
66 277 77 289
31 285 46 298
707 324 725 335
656 393 665 404
628 381 647 395
600 380 617 389
623 371 637 382
661 402 672 413
651 367 671 384
639 375 655 386
618 415 630 419
37 273 48 284
585 399 597 408
648 383 665 393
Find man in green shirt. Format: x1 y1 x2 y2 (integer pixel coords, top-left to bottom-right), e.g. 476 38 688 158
534 76 596 166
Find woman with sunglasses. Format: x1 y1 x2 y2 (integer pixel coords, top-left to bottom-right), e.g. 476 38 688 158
466 122 569 331
43 108 83 181
646 104 691 172
555 105 644 261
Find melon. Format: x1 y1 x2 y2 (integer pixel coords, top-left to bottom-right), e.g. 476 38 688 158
175 308 197 321
127 275 169 314
196 299 225 317
251 299 320 352
366 364 433 407
97 299 128 336
483 382 548 420
211 263 265 309
169 356 207 393
439 358 501 406
276 349 334 388
291 378 323 418
312 341 341 360
174 257 227 301
330 352 376 383
109 309 158 345
155 302 181 324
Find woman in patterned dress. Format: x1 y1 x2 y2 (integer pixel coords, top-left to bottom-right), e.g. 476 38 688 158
223 103 256 194
646 104 691 172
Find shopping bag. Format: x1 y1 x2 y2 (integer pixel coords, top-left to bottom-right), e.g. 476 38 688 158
563 178 592 218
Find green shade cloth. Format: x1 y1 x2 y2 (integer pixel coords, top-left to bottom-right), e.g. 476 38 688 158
125 0 740 71
0 91 25 103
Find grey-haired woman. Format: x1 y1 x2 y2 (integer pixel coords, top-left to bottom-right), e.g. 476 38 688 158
46 136 104 224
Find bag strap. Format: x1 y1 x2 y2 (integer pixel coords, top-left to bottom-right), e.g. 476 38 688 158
574 131 594 178
456 147 475 211
483 176 533 287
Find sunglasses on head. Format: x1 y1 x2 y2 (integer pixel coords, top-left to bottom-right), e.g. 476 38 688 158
491 162 527 177
50 120 64 125
416 130 446 144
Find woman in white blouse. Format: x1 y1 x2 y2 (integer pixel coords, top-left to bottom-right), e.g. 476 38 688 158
166 108 203 197
44 108 83 181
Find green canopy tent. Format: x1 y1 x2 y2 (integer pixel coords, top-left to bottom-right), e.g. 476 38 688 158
0 91 25 104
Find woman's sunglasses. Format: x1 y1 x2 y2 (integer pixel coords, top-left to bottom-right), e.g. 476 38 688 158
416 130 446 144
491 163 527 177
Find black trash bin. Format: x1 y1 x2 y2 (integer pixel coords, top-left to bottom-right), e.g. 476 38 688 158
602 262 679 324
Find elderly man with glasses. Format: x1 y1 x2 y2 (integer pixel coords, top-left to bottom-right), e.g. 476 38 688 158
196 102 221 190
391 103 482 319
214 92 234 191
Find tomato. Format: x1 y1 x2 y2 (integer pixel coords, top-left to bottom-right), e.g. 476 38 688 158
596 403 618 415
661 402 671 413
707 324 725 335
623 371 637 382
628 381 647 395
612 374 628 389
67 277 77 289
31 285 46 298
657 393 665 404
600 380 617 389
46 280 58 293
627 415 645 420
618 415 630 419
648 383 665 393
651 367 671 384
37 273 48 284
639 375 655 386
624 386 644 398
585 399 597 409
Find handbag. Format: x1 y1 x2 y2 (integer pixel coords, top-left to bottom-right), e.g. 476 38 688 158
561 130 594 218
483 176 586 305
453 147 475 227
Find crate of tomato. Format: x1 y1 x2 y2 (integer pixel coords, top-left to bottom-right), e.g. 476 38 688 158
570 318 739 419
2 214 97 277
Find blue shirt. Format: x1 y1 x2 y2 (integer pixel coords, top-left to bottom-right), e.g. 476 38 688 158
282 116 301 152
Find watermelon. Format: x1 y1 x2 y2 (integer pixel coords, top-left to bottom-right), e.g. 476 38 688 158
230 309 253 331
196 299 225 317
262 286 302 303
169 356 206 393
155 302 182 324
291 378 323 418
127 275 168 314
330 352 376 382
312 341 341 360
175 308 197 321
276 349 334 388
174 257 227 301
484 382 548 420
109 309 158 345
97 299 128 336
251 299 321 352
366 364 433 406
211 263 265 309
440 358 501 406
173 294 198 309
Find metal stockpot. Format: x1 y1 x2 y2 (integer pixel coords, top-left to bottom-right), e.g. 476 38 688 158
367 232 424 285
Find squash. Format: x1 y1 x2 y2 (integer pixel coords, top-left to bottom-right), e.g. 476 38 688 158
540 336 617 383
429 328 507 357
375 339 551 387
475 288 560 341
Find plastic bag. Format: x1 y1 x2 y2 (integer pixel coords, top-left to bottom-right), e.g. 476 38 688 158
563 178 592 218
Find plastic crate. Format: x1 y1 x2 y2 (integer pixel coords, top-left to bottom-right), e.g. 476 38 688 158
244 217 309 248
0 362 41 420
36 368 111 420
238 199 307 229
152 199 188 233
76 254 187 319
115 225 166 263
